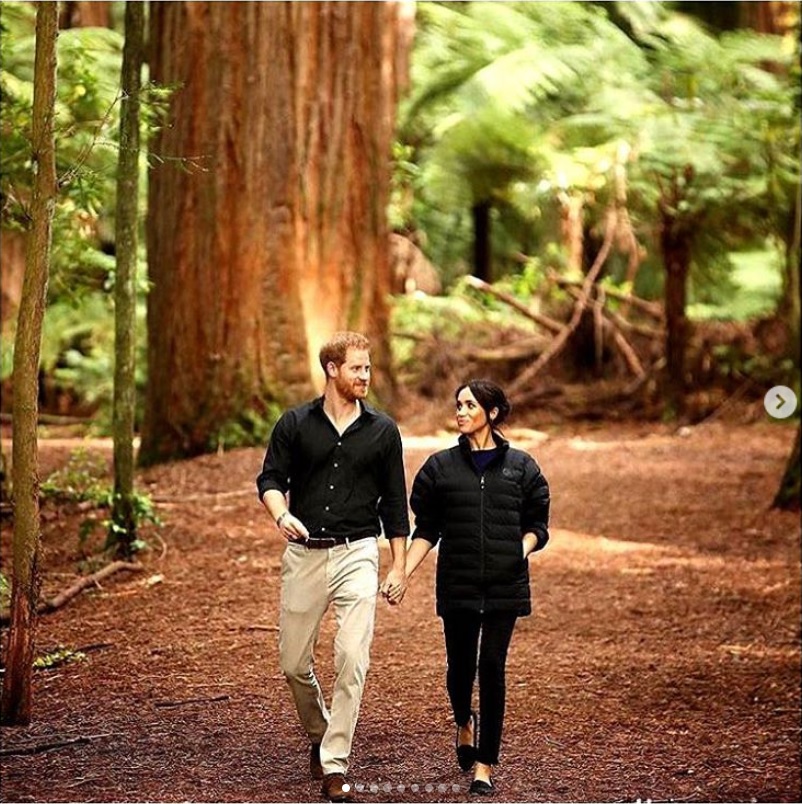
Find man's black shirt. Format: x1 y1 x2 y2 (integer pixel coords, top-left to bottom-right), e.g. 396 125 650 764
256 397 410 540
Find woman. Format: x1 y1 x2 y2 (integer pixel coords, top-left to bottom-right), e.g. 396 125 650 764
403 379 550 795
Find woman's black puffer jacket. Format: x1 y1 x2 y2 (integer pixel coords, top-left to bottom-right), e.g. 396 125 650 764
410 433 550 617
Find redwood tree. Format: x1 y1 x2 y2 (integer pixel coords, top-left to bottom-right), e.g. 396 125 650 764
2 1 58 726
141 2 409 465
59 2 111 29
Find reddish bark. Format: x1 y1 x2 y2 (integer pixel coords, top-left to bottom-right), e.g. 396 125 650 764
59 2 111 29
142 2 409 464
0 230 26 330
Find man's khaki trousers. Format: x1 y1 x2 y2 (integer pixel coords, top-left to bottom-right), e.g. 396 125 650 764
279 538 379 776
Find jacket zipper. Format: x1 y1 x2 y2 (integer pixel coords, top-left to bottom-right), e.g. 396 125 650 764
480 473 486 614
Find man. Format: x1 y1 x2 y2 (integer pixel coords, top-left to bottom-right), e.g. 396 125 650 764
257 331 409 803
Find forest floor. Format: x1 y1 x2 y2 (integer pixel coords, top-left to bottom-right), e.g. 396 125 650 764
0 418 800 803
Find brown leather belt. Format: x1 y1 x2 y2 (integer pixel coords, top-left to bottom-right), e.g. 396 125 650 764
302 534 375 549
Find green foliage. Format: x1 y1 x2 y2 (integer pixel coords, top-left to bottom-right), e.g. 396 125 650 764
0 572 10 611
1 5 171 423
390 285 535 367
1 3 124 296
688 249 783 320
711 348 795 388
102 492 158 554
33 646 86 671
0 330 13 380
41 448 160 555
40 448 109 503
1 264 150 430
211 405 284 452
400 2 662 281
574 16 799 277
78 490 158 555
400 1 799 320
389 140 420 232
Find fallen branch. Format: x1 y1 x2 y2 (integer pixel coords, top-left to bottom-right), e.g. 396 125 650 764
509 207 618 398
0 732 120 757
463 276 563 334
559 283 646 378
549 273 664 320
41 561 144 613
624 357 666 395
606 307 663 339
606 317 646 378
75 641 114 654
154 694 230 708
242 624 280 632
465 336 547 363
0 562 145 626
151 488 252 504
693 378 756 427
504 385 566 409
593 290 604 371
0 736 89 757
153 531 168 561
391 330 430 342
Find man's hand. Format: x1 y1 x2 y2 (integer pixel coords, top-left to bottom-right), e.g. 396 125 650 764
380 567 407 606
277 512 310 543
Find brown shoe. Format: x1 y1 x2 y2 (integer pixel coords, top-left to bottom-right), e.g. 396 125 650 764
321 772 355 802
310 743 323 780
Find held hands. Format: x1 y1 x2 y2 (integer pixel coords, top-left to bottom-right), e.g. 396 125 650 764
380 567 407 606
276 511 310 543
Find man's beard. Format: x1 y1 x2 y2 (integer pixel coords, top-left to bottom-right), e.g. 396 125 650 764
335 375 368 401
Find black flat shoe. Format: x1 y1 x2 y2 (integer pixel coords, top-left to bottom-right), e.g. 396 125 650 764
456 711 477 771
469 779 494 796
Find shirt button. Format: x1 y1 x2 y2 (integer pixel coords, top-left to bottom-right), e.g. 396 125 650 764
334 463 339 468
337 442 342 447
321 527 326 532
330 485 334 490
325 506 330 511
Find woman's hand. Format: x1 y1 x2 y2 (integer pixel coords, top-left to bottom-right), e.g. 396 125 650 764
522 532 539 559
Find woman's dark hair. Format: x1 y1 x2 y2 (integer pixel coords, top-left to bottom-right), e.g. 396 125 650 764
455 379 512 429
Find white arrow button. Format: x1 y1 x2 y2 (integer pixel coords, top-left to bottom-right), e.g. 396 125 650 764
764 386 798 419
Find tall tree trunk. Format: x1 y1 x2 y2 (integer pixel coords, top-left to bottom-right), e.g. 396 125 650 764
1 1 58 727
660 216 691 418
740 1 797 35
674 1 742 31
111 1 144 554
142 1 407 465
779 172 801 368
59 1 111 29
472 200 492 282
773 422 800 511
778 78 801 368
674 2 797 35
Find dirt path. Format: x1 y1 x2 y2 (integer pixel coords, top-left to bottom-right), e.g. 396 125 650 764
1 421 800 802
